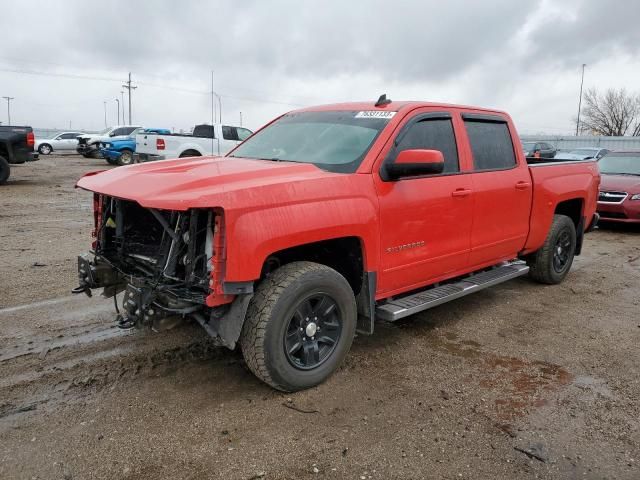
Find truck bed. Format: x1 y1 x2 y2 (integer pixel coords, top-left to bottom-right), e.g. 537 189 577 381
524 159 600 254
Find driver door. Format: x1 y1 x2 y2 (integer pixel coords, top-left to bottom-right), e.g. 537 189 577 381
374 111 473 296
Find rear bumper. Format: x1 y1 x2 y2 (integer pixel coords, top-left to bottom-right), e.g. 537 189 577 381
133 153 165 163
9 149 38 164
597 201 640 224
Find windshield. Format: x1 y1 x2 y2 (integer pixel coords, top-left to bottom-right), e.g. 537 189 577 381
568 148 598 156
522 142 535 150
227 110 393 173
598 154 640 175
96 127 111 135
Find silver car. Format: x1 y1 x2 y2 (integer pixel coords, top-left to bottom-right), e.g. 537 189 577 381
35 132 84 155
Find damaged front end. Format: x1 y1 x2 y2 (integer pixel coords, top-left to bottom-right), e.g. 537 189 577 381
74 194 252 349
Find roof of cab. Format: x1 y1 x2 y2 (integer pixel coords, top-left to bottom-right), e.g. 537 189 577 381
296 101 508 117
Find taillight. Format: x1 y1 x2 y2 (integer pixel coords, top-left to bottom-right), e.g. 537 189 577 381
156 138 165 150
27 131 35 147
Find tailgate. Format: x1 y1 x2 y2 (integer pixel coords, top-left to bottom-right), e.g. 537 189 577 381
136 133 165 155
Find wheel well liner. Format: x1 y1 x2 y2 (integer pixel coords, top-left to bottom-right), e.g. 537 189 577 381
554 198 583 227
262 237 365 295
554 198 584 255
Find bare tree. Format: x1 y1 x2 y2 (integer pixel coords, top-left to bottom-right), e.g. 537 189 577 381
579 88 640 136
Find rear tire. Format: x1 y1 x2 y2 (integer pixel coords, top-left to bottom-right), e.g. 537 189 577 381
240 261 357 392
105 157 118 165
0 155 10 184
527 214 577 284
116 149 134 166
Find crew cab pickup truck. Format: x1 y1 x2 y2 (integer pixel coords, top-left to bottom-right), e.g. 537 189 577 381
134 123 252 162
74 99 600 392
0 125 39 184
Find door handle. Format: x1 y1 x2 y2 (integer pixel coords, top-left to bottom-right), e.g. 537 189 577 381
515 181 531 190
451 188 472 197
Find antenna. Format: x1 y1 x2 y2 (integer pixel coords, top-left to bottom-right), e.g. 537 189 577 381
375 94 391 107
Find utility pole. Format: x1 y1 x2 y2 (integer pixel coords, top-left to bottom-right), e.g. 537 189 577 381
103 101 107 128
2 96 14 125
240 111 243 127
211 70 221 155
115 98 120 126
576 63 586 136
122 72 137 124
120 91 125 124
217 94 223 124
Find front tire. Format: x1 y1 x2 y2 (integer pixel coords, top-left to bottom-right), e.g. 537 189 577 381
105 157 118 165
116 149 134 166
527 214 577 284
38 144 52 155
240 261 357 392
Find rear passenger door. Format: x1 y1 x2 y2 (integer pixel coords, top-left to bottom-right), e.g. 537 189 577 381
463 114 532 267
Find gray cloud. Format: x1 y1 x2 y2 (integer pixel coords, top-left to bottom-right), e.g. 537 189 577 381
0 0 638 133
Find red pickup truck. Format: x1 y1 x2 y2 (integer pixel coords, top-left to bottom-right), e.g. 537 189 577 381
75 98 600 391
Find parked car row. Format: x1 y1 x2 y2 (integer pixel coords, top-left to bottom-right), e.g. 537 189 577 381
134 123 252 162
32 122 254 167
522 142 610 161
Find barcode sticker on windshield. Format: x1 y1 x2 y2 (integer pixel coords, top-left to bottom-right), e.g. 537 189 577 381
355 111 397 119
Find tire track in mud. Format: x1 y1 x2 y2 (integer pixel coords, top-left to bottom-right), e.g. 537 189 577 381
0 295 233 421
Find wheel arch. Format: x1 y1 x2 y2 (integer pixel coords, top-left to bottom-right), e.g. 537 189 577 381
179 148 203 158
256 236 376 336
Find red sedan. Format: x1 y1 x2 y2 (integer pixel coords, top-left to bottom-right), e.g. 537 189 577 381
597 151 640 223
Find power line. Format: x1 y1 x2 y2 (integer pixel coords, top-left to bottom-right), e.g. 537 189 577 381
0 66 120 83
0 65 307 108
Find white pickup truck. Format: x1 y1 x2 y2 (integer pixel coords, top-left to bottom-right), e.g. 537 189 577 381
134 124 252 162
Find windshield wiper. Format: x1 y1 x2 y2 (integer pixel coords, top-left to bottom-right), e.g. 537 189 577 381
603 172 640 176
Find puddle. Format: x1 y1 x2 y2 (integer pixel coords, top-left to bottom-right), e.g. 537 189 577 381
573 375 615 399
430 333 573 420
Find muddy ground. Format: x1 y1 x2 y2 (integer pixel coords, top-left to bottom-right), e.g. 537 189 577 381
1 155 639 480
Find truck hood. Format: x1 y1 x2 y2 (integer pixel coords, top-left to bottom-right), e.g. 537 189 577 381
80 134 109 144
76 156 344 210
600 173 640 193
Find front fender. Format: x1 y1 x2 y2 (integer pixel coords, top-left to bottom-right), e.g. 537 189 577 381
224 196 379 282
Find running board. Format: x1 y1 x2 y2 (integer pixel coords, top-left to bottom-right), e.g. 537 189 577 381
375 262 529 322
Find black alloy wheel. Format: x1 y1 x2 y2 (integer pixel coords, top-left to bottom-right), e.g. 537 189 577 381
283 293 342 370
552 230 572 273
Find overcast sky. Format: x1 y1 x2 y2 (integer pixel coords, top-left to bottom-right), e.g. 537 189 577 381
1 0 639 134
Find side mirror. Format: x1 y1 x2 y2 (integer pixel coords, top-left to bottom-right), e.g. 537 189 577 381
386 149 445 179
109 132 116 137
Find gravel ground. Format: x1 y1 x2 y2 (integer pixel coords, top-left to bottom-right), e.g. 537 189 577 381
1 155 639 480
